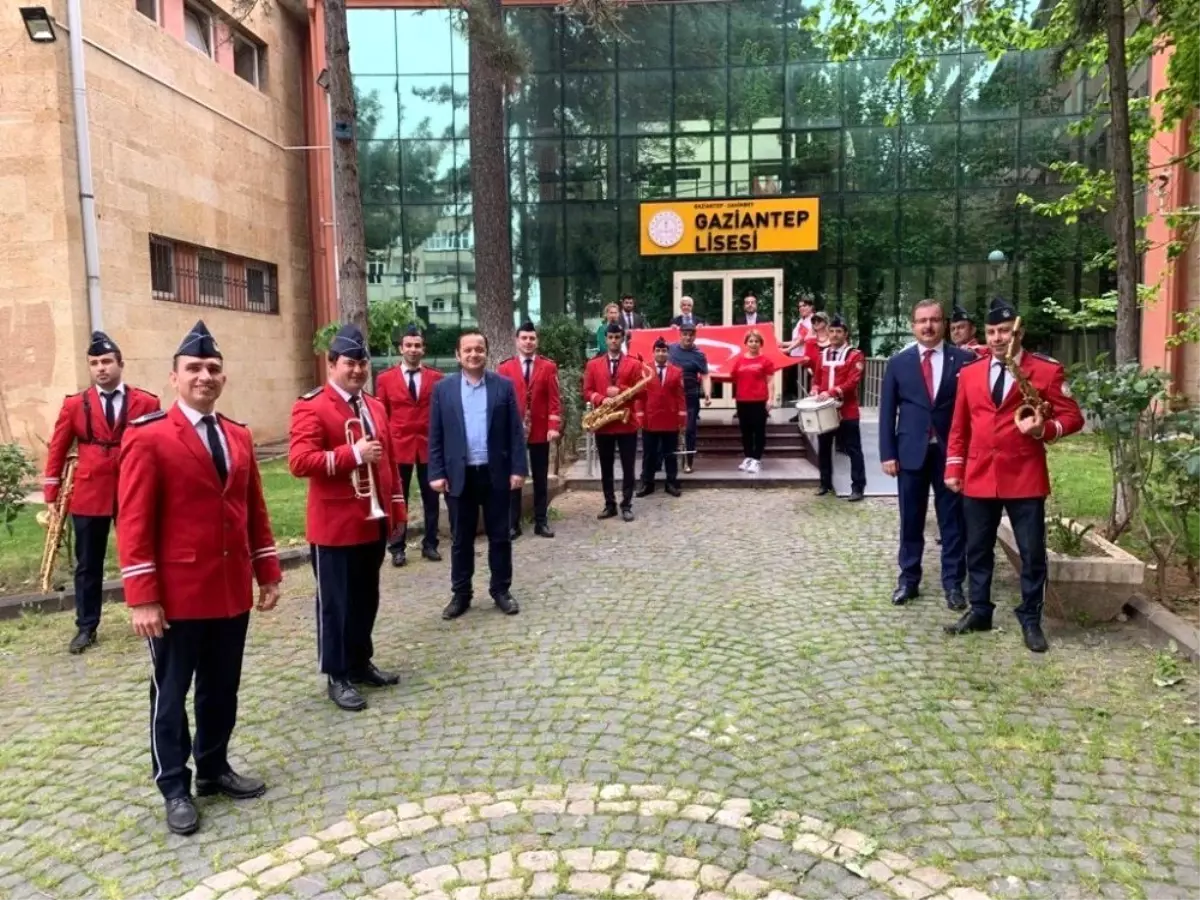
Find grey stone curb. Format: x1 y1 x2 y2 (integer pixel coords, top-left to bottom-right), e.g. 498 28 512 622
1124 593 1200 662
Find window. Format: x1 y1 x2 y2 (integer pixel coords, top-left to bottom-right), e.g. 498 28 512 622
367 260 384 284
234 35 260 88
184 4 212 57
148 235 278 314
135 0 158 23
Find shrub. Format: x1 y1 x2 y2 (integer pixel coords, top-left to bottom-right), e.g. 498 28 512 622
0 443 37 535
312 300 425 356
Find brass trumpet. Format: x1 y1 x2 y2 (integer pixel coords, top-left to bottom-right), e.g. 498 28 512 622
344 418 387 520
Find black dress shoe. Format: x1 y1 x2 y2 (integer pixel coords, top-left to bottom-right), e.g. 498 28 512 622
788 413 800 423
945 587 967 611
165 797 199 835
891 584 919 606
350 661 400 686
68 628 96 654
509 526 522 541
534 524 555 538
816 486 833 496
442 596 471 620
196 770 267 800
635 485 654 498
422 546 442 562
943 611 993 635
492 592 520 615
390 548 407 567
1021 621 1049 653
664 483 681 497
597 506 618 519
847 491 864 502
621 508 635 522
327 678 367 711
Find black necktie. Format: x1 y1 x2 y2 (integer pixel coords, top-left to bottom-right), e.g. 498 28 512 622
524 358 532 384
102 391 116 429
610 358 618 384
407 370 418 400
350 395 374 438
201 415 228 485
658 366 665 385
991 362 1005 407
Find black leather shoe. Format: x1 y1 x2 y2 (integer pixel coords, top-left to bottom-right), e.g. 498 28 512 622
196 770 267 800
509 526 522 541
391 549 407 567
621 508 635 522
442 596 471 620
664 483 681 497
165 797 199 835
788 413 800 423
945 587 967 611
350 662 400 687
597 506 618 520
847 491 864 502
327 678 367 711
1021 621 1049 653
492 592 520 615
68 628 96 654
635 485 654 498
422 546 442 562
943 611 993 635
534 524 555 538
891 584 919 606
816 486 833 497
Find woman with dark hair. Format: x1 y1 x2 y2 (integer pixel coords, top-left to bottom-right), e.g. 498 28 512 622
728 331 776 474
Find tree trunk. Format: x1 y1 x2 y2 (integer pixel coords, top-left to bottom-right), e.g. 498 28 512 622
1106 0 1139 365
468 0 515 363
325 0 369 339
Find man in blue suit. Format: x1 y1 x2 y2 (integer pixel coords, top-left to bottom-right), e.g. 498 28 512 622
428 331 528 621
879 299 974 610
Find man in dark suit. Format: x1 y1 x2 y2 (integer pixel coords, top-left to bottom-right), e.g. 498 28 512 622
428 331 528 621
733 293 762 326
619 294 647 331
879 299 974 611
669 296 704 329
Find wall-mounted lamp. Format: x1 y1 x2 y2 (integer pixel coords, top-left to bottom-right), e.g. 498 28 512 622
316 67 330 91
20 6 56 42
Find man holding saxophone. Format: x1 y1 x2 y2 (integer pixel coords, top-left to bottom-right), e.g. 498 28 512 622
288 324 406 711
583 323 647 522
944 297 1084 653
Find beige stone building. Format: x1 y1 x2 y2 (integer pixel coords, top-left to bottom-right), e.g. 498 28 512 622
2 0 314 457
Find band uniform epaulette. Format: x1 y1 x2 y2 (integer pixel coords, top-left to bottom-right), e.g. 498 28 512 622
499 356 515 365
218 412 247 427
962 354 988 367
130 410 168 427
132 387 159 400
1032 352 1061 366
300 386 323 400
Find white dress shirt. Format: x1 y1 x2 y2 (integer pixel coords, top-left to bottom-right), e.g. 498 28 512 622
744 312 758 325
176 399 230 462
95 382 126 423
402 366 422 398
989 351 1020 401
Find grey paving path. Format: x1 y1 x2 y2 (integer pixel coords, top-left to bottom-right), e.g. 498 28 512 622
0 490 1196 900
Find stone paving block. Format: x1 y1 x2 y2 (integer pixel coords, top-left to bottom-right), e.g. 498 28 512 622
630 785 668 799
567 800 596 815
642 800 681 816
614 871 652 895
699 865 732 889
648 879 700 900
600 785 629 800
302 851 336 870
257 862 302 890
478 802 518 820
315 821 358 842
888 875 936 899
600 801 638 813
628 850 663 872
798 817 834 838
280 837 321 860
366 825 401 846
665 856 702 877
237 855 278 878
457 859 488 884
461 793 494 807
361 810 397 830
566 783 599 800
395 803 425 821
682 805 717 822
713 810 753 829
452 886 481 900
204 869 249 891
832 829 877 856
411 865 459 893
177 887 216 900
910 867 954 891
220 888 261 900
522 799 567 814
876 851 914 873
442 807 476 827
517 850 558 872
396 816 438 837
945 889 991 900
337 838 369 857
755 824 786 841
423 795 464 814
593 850 621 870
527 872 559 896
562 847 594 870
568 871 613 894
487 852 514 880
725 871 771 898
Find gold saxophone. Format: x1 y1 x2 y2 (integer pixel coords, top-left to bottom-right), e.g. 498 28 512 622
583 362 654 432
1005 316 1051 427
37 453 77 593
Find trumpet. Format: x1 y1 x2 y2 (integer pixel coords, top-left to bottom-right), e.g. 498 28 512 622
344 418 387 521
1005 316 1051 427
38 454 77 593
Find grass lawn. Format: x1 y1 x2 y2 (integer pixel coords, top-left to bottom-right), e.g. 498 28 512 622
1047 433 1114 523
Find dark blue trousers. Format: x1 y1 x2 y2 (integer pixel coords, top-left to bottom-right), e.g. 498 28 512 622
897 442 965 592
387 462 441 552
684 395 701 454
72 514 111 631
640 430 680 488
963 496 1047 627
510 442 550 528
147 613 249 800
311 536 386 677
447 465 513 600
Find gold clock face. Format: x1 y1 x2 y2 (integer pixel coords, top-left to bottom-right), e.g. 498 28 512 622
647 210 685 249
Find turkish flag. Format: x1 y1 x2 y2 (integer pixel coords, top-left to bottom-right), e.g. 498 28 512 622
627 324 801 381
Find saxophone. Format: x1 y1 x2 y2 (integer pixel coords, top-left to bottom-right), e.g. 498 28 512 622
1005 316 1051 427
583 361 654 432
37 453 78 593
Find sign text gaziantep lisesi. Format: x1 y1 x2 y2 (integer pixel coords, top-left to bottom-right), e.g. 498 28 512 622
639 197 821 257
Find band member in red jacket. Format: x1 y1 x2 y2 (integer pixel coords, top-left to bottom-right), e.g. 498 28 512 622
43 330 160 654
950 305 988 357
583 323 646 522
375 324 444 567
814 315 867 501
289 324 406 712
117 321 281 837
496 320 562 539
945 297 1084 653
637 337 687 497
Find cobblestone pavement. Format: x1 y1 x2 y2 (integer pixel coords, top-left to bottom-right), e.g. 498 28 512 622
0 490 1197 900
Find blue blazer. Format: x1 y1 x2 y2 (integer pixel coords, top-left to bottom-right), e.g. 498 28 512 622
879 343 976 471
428 371 529 497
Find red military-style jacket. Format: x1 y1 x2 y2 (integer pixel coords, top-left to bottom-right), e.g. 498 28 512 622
583 353 647 435
946 352 1085 499
496 354 563 445
288 384 406 546
814 344 865 421
642 362 687 433
117 405 281 620
376 363 443 465
44 385 160 516
962 339 990 358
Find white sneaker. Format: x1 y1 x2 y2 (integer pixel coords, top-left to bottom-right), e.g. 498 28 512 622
748 459 761 474
738 458 751 471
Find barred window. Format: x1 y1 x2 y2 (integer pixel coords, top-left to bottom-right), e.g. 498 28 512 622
148 235 279 315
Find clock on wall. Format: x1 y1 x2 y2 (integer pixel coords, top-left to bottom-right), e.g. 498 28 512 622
646 210 685 249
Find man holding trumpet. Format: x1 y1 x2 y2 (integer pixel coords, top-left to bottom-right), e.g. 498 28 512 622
289 324 406 711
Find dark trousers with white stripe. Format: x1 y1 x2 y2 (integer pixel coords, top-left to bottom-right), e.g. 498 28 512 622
148 613 249 801
72 514 111 631
963 496 1046 627
311 537 386 678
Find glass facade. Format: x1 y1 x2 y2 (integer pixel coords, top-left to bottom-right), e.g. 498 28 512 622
350 2 1109 350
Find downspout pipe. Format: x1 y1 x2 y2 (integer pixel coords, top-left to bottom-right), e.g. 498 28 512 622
65 0 103 333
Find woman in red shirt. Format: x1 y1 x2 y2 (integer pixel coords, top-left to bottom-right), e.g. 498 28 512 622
729 331 776 474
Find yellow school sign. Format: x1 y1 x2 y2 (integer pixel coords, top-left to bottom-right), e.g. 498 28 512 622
639 197 820 256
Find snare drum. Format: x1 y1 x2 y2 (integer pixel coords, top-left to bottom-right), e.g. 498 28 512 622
795 396 841 435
